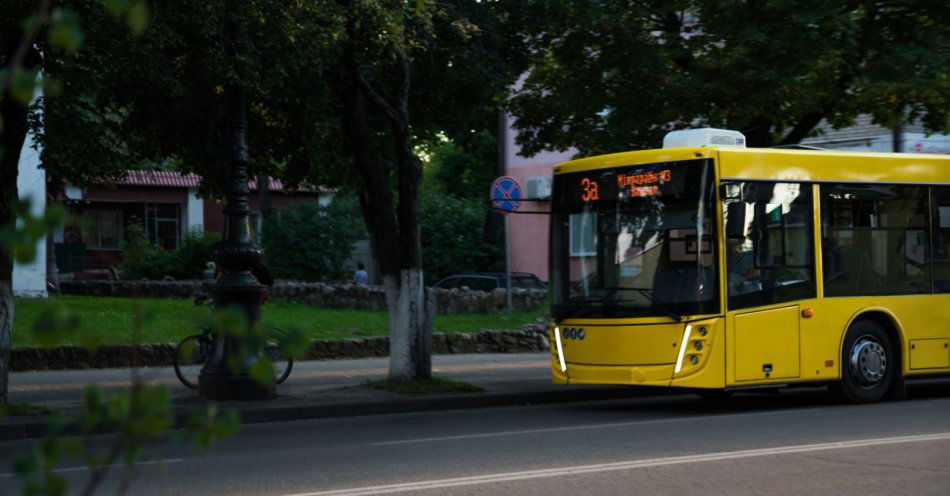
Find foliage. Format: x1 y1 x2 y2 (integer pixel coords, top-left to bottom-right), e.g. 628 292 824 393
507 0 950 153
420 191 502 284
424 130 499 201
174 229 222 279
121 225 220 280
9 292 240 496
262 198 366 282
12 296 548 346
28 0 346 193
0 200 65 265
119 224 171 280
366 376 484 394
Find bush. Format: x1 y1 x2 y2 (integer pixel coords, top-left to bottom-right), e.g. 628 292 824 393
173 229 221 278
420 192 502 285
262 197 366 282
121 225 219 280
121 224 172 280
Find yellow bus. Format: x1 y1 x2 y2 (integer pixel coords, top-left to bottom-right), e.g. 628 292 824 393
549 128 950 403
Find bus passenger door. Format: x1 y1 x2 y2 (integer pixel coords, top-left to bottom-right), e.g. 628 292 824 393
732 305 800 381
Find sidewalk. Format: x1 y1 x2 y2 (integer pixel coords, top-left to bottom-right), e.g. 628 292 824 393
2 353 635 441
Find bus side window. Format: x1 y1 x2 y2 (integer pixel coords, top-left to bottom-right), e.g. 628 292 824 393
821 184 930 296
931 187 950 293
725 182 816 310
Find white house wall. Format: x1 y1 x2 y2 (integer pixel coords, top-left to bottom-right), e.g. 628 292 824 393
186 188 204 232
13 84 48 298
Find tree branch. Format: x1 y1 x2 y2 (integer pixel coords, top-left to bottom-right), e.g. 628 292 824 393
356 68 399 124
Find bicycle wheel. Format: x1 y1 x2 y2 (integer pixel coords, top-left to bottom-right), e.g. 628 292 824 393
174 334 207 390
265 331 293 384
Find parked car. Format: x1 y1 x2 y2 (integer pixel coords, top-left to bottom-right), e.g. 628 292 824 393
433 272 546 292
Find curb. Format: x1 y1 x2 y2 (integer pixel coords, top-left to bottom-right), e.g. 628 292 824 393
0 386 637 442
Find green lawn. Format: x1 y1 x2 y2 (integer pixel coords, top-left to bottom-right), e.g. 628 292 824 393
12 296 547 347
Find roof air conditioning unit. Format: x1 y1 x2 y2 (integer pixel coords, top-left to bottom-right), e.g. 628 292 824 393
525 176 552 200
663 128 746 149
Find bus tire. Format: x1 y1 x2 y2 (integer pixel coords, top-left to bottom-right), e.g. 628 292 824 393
833 320 894 404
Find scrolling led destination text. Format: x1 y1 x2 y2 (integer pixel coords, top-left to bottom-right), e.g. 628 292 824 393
580 169 673 201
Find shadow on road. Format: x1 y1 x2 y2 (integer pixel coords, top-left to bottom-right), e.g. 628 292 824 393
566 378 950 418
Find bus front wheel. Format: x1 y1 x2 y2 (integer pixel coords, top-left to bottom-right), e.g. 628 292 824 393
834 320 895 404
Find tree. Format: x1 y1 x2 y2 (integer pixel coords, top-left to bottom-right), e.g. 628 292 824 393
330 0 527 381
507 0 950 154
262 198 366 282
420 191 502 284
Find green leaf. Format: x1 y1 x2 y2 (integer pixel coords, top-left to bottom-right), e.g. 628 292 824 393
42 77 64 98
126 1 150 36
249 357 275 385
13 454 38 476
10 68 38 106
31 304 81 347
48 8 85 53
104 0 128 16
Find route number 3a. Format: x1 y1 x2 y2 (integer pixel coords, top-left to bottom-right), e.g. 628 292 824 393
581 178 599 202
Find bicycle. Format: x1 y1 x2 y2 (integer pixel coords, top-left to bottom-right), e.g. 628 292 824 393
174 327 293 389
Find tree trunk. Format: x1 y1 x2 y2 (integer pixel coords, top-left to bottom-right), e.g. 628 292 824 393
383 269 434 380
337 6 433 382
0 280 12 406
1 25 41 406
0 94 27 408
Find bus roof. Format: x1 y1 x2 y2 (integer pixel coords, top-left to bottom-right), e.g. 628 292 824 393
554 147 950 185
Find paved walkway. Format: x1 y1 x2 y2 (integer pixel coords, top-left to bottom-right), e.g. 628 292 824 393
3 353 634 440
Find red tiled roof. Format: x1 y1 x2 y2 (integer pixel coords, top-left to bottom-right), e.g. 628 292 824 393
118 170 329 193
121 170 201 188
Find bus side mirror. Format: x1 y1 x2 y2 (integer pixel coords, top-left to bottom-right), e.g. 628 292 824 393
725 202 746 238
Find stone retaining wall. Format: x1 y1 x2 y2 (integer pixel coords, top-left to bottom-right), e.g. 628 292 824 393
59 280 547 314
10 330 551 372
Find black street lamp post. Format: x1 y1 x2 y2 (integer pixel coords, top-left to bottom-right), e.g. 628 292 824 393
197 78 276 400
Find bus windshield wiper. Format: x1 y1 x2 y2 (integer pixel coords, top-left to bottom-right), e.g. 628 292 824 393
555 297 604 321
631 288 683 321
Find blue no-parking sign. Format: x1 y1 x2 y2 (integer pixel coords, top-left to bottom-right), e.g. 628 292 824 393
490 176 522 214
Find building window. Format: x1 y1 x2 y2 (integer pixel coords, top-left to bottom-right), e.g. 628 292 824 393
569 212 596 256
145 203 181 250
81 210 122 249
821 184 929 296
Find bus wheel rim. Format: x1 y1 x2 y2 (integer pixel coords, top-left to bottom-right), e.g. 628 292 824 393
850 337 886 387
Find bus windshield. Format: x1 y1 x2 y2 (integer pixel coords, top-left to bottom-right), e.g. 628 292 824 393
550 159 719 320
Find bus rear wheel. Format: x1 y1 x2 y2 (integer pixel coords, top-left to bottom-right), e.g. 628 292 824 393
833 320 894 404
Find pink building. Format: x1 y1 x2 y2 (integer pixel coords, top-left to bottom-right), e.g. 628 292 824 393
500 114 576 282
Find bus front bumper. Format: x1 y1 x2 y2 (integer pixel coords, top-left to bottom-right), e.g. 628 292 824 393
550 317 726 388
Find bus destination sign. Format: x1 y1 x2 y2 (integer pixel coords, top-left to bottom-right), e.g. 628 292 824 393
577 167 676 202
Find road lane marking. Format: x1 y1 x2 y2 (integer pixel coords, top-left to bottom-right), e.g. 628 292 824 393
0 458 183 478
372 408 821 445
289 432 950 496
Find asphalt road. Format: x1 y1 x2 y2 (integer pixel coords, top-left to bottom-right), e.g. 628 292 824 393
2 381 949 495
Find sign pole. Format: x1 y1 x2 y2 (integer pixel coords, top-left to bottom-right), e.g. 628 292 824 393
504 214 512 313
490 175 522 314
